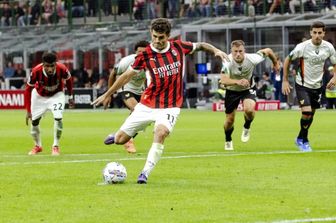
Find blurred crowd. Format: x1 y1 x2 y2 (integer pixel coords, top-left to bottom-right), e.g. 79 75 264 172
1 0 336 27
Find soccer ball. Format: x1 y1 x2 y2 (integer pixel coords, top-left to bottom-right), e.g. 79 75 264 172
102 162 127 184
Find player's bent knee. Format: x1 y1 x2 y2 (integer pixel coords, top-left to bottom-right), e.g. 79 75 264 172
115 131 131 145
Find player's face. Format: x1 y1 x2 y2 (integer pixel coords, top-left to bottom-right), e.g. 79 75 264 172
310 28 325 46
151 30 169 51
43 62 56 75
231 45 245 63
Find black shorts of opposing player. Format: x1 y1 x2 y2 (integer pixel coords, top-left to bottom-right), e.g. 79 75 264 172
119 91 141 102
224 88 257 114
295 83 322 109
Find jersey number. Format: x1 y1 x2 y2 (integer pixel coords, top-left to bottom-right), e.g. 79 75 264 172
53 103 63 111
166 114 176 126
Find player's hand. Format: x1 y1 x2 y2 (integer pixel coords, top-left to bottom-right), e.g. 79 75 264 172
214 50 230 62
26 112 32 126
68 98 75 109
91 94 107 107
282 80 292 95
237 79 250 88
103 97 112 110
326 77 336 90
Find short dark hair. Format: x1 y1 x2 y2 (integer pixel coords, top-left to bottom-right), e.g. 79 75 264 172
311 21 325 31
42 51 57 64
231 40 245 48
134 40 149 51
151 18 171 35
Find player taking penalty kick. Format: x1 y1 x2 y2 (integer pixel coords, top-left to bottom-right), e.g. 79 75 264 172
92 18 229 184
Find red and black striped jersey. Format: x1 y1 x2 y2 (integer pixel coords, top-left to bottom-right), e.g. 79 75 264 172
27 62 71 97
131 39 195 108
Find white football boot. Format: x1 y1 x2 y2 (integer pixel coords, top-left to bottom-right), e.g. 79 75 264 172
241 128 250 143
225 141 234 151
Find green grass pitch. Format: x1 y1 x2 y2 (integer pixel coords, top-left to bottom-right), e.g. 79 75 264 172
1 109 336 223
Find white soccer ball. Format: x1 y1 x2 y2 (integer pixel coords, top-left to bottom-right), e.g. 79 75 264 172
102 162 127 184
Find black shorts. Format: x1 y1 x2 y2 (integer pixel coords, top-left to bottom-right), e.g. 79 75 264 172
295 83 322 109
224 88 257 114
119 91 141 102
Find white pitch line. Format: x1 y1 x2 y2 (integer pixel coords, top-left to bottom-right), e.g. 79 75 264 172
0 151 219 158
269 216 336 223
1 149 336 166
1 149 336 158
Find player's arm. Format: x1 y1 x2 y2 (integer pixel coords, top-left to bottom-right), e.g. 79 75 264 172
65 72 75 109
326 64 336 90
220 67 249 88
195 42 229 62
281 55 293 95
102 68 118 109
326 48 336 90
24 84 34 126
91 69 137 106
258 48 279 72
108 68 117 88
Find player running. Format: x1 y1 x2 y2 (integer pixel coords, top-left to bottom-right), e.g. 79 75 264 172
282 21 336 152
220 40 279 151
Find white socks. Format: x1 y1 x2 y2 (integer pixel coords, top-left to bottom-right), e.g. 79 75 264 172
53 120 63 147
31 125 41 146
142 143 164 177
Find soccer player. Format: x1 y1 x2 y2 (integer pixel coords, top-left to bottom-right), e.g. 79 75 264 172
102 40 149 154
282 21 336 152
220 40 279 151
25 51 74 155
92 18 229 184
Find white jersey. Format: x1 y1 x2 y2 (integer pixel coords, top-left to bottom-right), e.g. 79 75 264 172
289 39 336 89
221 52 265 91
115 54 146 95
